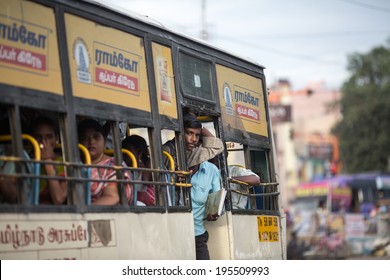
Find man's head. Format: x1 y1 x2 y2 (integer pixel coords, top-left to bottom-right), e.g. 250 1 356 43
183 113 202 151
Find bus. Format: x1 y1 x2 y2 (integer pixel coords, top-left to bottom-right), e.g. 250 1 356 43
0 0 285 260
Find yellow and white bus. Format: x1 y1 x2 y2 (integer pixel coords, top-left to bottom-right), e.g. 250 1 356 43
0 0 286 259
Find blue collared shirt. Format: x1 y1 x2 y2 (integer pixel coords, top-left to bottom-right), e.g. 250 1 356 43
191 161 221 236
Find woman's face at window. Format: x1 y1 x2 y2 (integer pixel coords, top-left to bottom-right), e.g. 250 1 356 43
34 123 57 149
80 128 105 161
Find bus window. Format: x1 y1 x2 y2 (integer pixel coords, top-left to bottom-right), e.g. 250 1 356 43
77 116 133 206
122 127 155 207
27 111 68 205
250 149 278 212
179 52 214 102
0 106 34 204
226 143 252 210
161 128 191 207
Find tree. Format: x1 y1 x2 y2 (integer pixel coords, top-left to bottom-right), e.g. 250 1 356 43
332 40 390 173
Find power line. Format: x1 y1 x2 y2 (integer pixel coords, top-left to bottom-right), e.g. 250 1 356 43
213 36 343 66
337 0 390 14
244 30 390 40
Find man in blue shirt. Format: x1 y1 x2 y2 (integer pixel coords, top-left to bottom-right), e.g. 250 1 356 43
183 112 224 260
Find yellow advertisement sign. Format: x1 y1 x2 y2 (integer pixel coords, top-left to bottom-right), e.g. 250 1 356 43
152 42 177 119
65 13 150 111
216 64 268 137
257 216 279 242
0 0 62 95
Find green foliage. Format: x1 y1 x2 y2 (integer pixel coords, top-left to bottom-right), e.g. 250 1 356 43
332 41 390 173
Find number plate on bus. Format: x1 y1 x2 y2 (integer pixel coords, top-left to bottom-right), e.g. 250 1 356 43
257 216 279 242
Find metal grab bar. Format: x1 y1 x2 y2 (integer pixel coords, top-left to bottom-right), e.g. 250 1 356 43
104 149 137 167
163 151 192 188
55 143 91 164
0 134 41 160
163 151 174 171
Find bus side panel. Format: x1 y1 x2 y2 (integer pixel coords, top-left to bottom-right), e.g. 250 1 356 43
0 212 195 260
205 211 232 260
231 215 283 259
84 212 195 260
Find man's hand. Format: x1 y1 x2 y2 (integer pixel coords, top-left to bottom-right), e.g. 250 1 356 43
206 213 219 221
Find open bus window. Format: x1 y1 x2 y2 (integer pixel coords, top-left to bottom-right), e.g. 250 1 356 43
76 116 136 206
161 128 191 207
0 107 27 204
179 52 214 102
226 144 278 213
28 111 68 205
123 127 156 207
226 144 251 210
226 143 262 211
0 107 69 205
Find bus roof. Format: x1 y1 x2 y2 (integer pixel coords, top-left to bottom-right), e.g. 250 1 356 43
82 0 264 69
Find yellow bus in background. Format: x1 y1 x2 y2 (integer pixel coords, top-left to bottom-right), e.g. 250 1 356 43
0 0 285 259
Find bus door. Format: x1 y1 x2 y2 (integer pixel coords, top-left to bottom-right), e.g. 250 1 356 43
174 47 233 259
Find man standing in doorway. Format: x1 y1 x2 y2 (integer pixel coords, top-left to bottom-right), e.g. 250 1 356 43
183 112 224 260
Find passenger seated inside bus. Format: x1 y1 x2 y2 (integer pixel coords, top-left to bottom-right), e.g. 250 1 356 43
228 163 260 210
78 119 133 205
0 118 33 204
122 135 155 206
30 116 67 205
0 145 20 203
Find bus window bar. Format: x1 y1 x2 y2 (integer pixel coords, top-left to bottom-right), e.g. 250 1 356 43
228 178 279 211
0 157 192 206
229 188 280 197
0 158 192 186
229 178 279 188
0 172 191 187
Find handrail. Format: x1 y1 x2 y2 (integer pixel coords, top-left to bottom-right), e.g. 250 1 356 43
77 144 91 165
54 143 91 164
0 134 41 160
163 151 192 188
162 151 174 171
104 149 137 167
229 178 279 187
54 143 91 205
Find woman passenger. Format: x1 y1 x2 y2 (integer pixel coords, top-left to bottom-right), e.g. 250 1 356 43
31 116 67 205
122 135 155 206
78 119 133 205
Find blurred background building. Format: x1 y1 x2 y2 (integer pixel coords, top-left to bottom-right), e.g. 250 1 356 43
268 79 341 209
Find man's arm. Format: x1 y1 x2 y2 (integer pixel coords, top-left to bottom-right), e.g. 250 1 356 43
187 128 224 167
231 174 260 185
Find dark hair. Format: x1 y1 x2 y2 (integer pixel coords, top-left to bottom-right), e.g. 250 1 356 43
183 113 202 129
31 115 58 136
122 135 149 164
77 119 110 140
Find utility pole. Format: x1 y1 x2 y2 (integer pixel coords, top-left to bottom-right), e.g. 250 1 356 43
200 0 208 40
